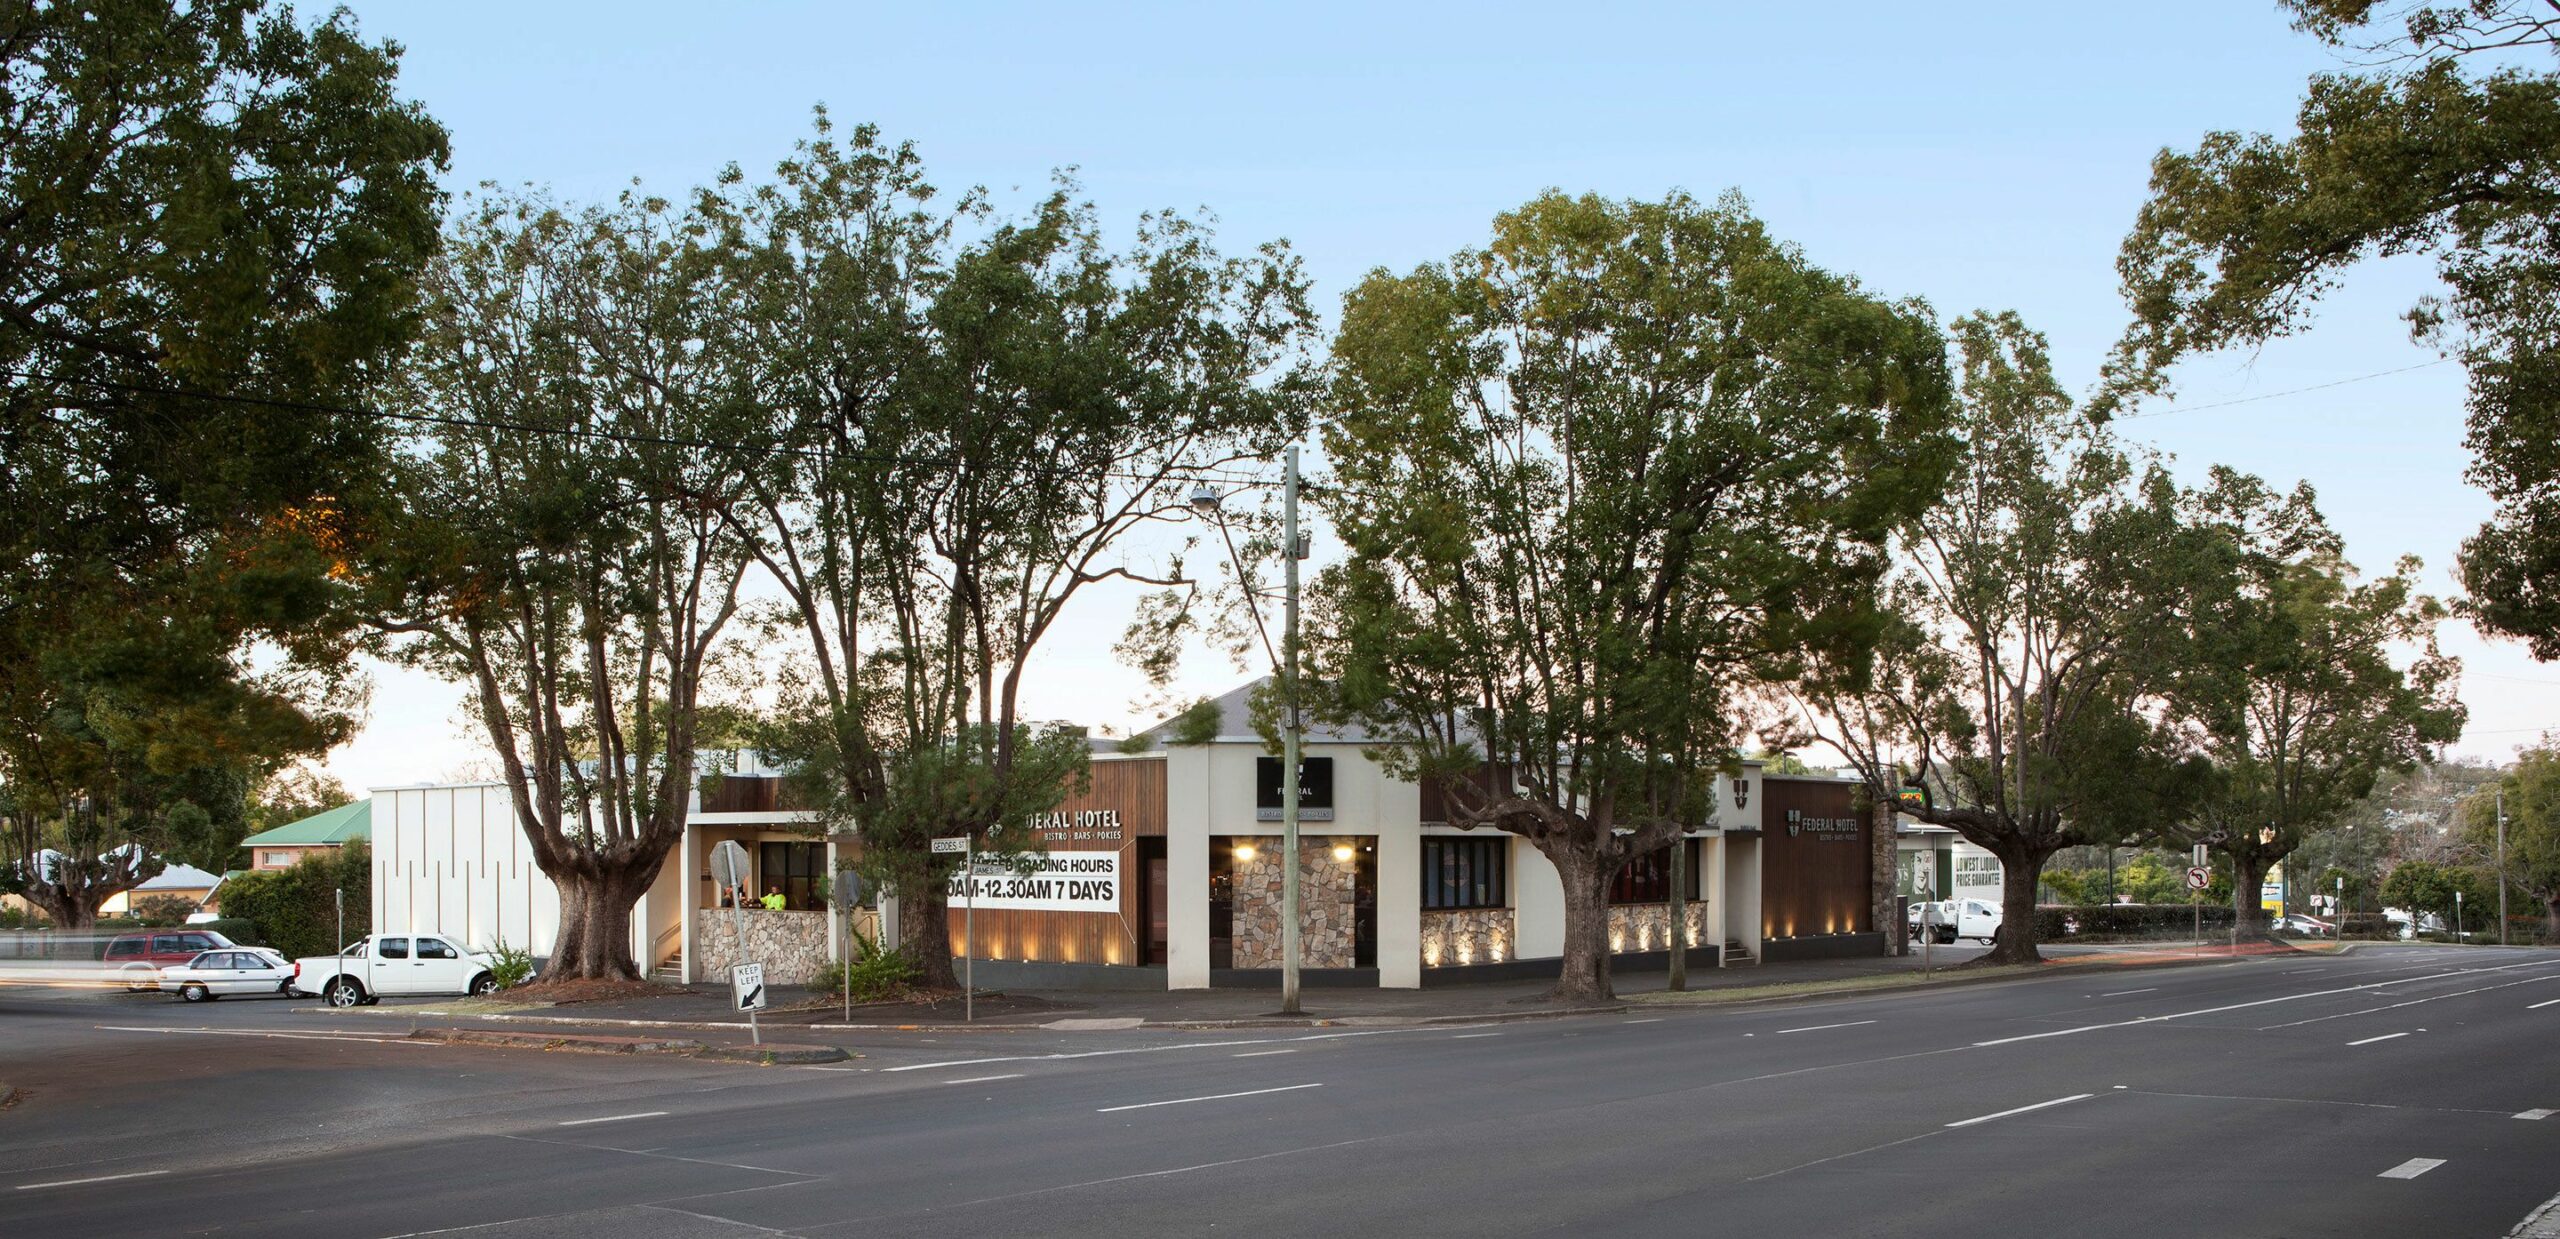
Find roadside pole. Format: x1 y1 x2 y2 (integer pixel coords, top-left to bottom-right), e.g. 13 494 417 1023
1279 444 1304 1017
932 836 973 1023
710 841 759 1045
1921 899 1933 977
2497 790 2510 946
1667 833 1688 992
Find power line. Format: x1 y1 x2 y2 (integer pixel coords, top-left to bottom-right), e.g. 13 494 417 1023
2117 358 2454 420
2 367 1284 490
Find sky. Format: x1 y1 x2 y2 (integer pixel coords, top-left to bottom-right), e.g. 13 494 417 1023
318 0 2558 793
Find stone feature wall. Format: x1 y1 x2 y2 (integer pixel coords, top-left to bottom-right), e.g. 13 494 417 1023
698 909 829 985
1608 902 1707 954
1230 836 1358 969
1420 908 1514 967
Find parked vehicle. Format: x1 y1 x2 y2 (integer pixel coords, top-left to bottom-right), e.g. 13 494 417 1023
291 934 500 1007
1906 900 1949 938
1907 898 1999 944
2271 914 2333 937
160 948 295 1002
102 928 237 992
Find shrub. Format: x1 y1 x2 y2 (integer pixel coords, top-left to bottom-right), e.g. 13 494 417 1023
129 895 200 926
194 917 262 947
2337 914 2398 940
809 930 915 1003
484 939 534 990
218 843 369 960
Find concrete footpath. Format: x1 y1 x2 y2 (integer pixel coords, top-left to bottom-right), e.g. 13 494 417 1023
382 937 2310 1034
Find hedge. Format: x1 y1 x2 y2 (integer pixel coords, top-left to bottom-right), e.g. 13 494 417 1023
2032 904 2237 940
217 843 369 961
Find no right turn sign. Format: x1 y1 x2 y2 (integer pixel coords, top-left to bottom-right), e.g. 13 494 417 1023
2185 866 2211 891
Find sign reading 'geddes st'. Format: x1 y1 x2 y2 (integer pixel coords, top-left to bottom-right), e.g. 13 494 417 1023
944 851 1120 913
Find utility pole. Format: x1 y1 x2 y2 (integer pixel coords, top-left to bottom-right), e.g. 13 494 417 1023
2497 789 2510 946
1667 833 1688 991
1280 444 1305 1017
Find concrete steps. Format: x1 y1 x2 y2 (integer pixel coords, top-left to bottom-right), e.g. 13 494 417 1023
1722 940 1756 966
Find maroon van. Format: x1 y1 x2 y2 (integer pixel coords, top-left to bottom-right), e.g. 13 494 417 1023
103 929 236 991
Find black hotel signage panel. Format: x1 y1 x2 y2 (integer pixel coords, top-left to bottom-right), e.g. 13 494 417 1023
1255 756 1334 821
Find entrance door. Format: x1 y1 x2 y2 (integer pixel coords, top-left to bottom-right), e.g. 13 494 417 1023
1139 838 1168 966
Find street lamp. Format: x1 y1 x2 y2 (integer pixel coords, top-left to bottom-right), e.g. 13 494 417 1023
1191 446 1310 1016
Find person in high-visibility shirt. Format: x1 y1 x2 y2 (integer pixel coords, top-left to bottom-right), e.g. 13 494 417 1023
760 886 787 911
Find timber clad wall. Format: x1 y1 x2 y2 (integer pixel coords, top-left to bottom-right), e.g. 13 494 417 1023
1758 777 1870 939
946 757 1166 967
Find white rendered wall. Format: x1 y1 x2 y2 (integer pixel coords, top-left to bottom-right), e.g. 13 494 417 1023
374 784 562 958
1511 837 1565 960
1165 751 1212 989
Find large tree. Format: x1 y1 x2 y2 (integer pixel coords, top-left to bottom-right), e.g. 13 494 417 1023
2165 469 2466 939
2104 0 2560 659
370 191 758 982
705 126 1320 987
2464 738 2560 939
1312 190 1956 1002
0 0 445 927
1886 314 2210 964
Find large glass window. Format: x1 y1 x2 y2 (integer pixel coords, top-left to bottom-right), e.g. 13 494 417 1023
1609 840 1703 905
760 842 823 910
1421 837 1507 910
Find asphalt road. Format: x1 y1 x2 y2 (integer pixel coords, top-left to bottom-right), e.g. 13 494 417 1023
4 945 2556 1238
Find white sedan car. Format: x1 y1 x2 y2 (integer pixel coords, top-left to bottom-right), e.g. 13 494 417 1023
159 947 296 1003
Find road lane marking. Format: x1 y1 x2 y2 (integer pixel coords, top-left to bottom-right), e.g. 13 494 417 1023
2347 1032 2409 1046
2378 1158 2445 1180
1622 1018 1665 1024
2530 998 2560 1010
1974 958 2560 1047
2518 1109 2555 1120
1449 1032 1501 1039
2099 988 2157 997
14 1170 168 1191
2260 974 2560 1029
2283 968 2323 974
943 1074 1025 1085
1232 1049 1297 1057
880 1026 1429 1072
1096 1083 1322 1113
91 1025 426 1045
557 1111 669 1127
1945 1093 2096 1128
1775 1020 1877 1035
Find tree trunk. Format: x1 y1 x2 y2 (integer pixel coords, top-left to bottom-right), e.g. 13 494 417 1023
533 864 649 983
2543 894 2558 945
26 887 102 933
1983 846 2049 965
1544 839 1614 1004
2232 852 2275 943
1871 793 1901 956
903 880 960 991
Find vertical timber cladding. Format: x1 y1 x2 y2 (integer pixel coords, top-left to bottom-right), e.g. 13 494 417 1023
945 757 1165 966
1759 777 1870 939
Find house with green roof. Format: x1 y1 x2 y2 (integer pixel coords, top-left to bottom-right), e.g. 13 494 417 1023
240 799 370 871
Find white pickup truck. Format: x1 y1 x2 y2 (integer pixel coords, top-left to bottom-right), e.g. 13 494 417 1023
292 933 501 1007
1909 897 2003 945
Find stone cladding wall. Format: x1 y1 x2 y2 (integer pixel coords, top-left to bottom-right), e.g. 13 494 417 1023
698 909 829 985
1420 907 1515 967
1230 836 1358 969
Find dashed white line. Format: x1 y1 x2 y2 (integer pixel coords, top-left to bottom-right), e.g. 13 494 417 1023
557 1111 669 1127
1096 1083 1323 1113
2378 1157 2445 1180
2530 997 2560 1010
942 1074 1025 1085
2347 1032 2410 1046
2099 988 2157 997
14 1169 168 1191
2517 1109 2555 1121
1974 958 2560 1047
1232 1049 1297 1058
1946 1093 2095 1128
1449 1032 1501 1039
1622 1018 1665 1025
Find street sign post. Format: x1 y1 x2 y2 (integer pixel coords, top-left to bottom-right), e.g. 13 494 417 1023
2185 866 2211 892
731 962 767 1012
933 835 974 1023
708 840 760 1044
833 870 863 1022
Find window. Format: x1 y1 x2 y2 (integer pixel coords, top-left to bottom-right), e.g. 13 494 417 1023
377 938 409 960
1609 840 1703 905
1421 837 1507 910
416 938 458 960
107 938 142 959
759 842 823 910
344 941 369 959
176 934 215 953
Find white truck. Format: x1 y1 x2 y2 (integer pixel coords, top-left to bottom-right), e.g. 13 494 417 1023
292 933 501 1007
1910 897 2003 945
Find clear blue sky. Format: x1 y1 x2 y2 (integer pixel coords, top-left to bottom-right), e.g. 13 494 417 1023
324 0 2553 791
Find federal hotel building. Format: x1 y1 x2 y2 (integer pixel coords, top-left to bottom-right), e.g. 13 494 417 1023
950 682 1886 991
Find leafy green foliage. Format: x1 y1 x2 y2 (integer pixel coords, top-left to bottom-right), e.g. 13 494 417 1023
808 929 917 1003
215 842 370 961
483 939 535 990
2107 2 2560 657
0 0 447 927
2463 739 2560 936
1311 190 1957 999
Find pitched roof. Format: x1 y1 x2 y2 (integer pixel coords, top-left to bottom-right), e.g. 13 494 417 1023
240 798 371 848
1118 678 1394 750
135 863 222 892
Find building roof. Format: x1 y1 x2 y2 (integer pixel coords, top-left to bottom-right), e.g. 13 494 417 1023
240 798 371 848
1117 678 1395 750
134 863 222 892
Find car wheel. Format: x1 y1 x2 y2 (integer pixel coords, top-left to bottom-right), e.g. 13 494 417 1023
468 972 499 997
180 983 209 1003
122 966 157 993
324 978 364 1009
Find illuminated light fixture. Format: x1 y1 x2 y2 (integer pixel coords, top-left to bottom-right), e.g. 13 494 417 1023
1457 941 1474 965
1332 843 1354 863
1610 932 1627 952
1234 843 1258 862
